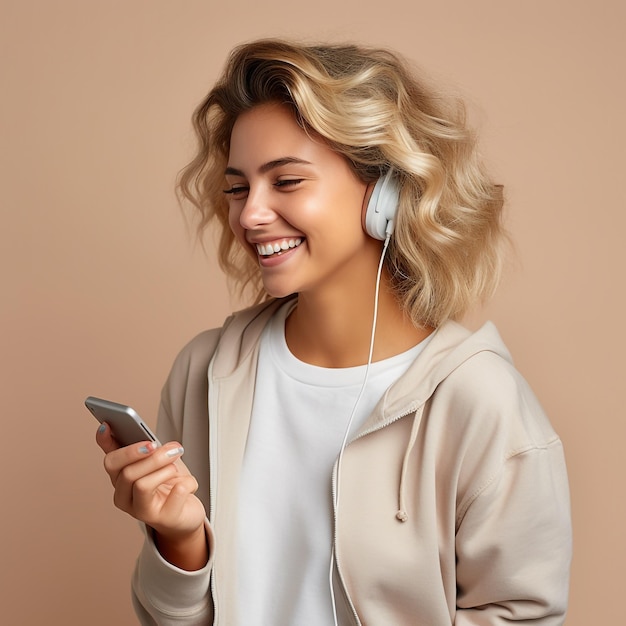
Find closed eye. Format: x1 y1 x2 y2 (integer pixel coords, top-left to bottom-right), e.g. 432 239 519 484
223 179 303 198
223 186 249 198
274 179 303 190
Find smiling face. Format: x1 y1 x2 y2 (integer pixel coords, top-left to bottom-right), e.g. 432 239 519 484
225 102 381 300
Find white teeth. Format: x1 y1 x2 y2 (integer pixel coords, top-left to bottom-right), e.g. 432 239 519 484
256 238 303 257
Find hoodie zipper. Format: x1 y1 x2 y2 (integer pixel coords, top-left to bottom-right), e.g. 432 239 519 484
207 370 220 623
354 404 420 442
330 405 419 626
331 462 361 626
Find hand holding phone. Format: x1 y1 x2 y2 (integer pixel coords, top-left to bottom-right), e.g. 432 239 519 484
89 395 208 569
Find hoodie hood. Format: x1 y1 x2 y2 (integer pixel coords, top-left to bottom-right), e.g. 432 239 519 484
358 318 514 524
362 317 513 434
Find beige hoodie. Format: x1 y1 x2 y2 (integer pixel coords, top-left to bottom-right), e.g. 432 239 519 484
131 298 571 625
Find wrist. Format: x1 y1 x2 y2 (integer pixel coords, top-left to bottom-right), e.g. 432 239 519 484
153 524 209 571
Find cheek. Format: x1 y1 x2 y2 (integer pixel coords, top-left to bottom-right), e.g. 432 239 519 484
323 186 369 242
325 172 369 234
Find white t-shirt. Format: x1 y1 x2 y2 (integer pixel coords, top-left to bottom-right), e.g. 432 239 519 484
236 302 430 625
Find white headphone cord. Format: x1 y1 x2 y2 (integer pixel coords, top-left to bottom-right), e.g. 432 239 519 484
329 231 392 625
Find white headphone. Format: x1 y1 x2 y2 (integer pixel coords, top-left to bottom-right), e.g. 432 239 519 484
364 168 400 240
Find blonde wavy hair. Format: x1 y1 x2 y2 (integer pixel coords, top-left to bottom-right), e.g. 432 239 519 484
178 39 505 328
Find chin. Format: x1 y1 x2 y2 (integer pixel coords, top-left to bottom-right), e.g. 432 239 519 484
262 285 298 299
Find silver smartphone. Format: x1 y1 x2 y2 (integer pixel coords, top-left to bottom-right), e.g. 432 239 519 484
85 396 161 447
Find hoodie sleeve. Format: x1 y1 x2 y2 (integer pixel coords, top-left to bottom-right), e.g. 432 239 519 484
131 521 214 625
454 439 572 625
131 329 222 625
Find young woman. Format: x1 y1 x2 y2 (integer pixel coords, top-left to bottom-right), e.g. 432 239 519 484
97 39 572 625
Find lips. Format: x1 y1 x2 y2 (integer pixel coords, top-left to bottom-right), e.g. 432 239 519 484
255 237 303 257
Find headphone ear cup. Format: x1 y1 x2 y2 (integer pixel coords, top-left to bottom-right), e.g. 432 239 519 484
364 170 400 240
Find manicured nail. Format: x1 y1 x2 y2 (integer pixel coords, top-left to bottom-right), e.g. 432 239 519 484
139 443 156 454
166 446 184 458
98 424 106 434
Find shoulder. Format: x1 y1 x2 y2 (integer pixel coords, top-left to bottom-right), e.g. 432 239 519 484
162 328 223 394
424 328 567 527
432 329 559 453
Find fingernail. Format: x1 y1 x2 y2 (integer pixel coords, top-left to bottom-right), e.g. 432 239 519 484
98 424 106 434
139 443 156 454
165 446 184 458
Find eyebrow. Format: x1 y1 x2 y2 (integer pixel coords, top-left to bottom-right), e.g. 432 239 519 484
225 157 313 177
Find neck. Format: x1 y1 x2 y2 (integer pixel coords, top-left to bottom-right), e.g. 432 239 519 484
284 275 432 368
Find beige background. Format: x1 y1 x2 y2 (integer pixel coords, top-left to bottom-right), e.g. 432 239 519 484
1 1 624 624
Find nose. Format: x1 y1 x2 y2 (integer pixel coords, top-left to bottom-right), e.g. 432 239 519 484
234 184 278 231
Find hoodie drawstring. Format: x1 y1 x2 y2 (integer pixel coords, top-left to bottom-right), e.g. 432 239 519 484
396 405 424 523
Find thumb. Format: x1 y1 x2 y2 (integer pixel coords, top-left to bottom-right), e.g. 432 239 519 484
95 422 121 454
